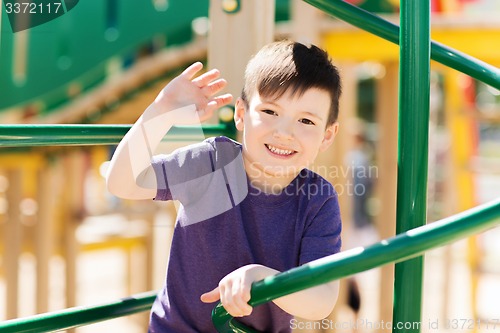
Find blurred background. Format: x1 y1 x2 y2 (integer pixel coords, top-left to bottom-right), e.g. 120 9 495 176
1 0 499 332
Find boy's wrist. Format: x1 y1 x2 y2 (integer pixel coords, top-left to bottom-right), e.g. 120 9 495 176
144 95 184 114
246 264 279 281
143 102 199 125
144 100 175 118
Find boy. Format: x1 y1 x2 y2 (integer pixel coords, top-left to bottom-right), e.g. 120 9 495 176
106 40 342 332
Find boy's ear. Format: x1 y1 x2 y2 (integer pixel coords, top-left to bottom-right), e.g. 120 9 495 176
319 122 339 152
234 98 246 131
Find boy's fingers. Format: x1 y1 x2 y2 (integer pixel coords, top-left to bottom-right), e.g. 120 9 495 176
181 62 203 79
212 94 233 107
197 106 214 123
221 284 234 314
200 287 220 303
231 283 252 316
192 68 220 88
204 94 233 118
203 79 227 97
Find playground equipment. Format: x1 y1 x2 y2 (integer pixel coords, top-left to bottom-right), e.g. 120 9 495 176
0 0 209 116
1 1 500 333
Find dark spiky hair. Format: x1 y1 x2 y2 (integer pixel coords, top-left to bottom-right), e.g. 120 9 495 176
241 40 342 125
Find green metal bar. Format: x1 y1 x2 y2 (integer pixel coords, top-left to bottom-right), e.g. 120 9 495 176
0 123 234 147
302 0 500 89
0 290 157 333
212 198 500 332
393 1 431 332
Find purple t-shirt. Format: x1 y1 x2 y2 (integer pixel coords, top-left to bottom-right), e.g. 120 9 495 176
149 136 342 333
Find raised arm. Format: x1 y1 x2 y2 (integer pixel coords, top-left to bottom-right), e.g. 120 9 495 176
105 62 233 200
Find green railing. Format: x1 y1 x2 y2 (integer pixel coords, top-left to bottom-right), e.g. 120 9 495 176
0 123 235 147
0 291 158 333
394 1 430 329
1 0 499 333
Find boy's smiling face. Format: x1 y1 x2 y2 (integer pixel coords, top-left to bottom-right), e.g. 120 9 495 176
234 88 339 192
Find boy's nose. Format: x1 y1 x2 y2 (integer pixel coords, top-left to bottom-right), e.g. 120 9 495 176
273 119 294 140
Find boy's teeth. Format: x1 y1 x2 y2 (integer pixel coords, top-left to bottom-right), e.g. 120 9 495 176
267 144 293 155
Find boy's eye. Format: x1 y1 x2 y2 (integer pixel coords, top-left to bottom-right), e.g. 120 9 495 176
299 118 315 125
262 109 277 116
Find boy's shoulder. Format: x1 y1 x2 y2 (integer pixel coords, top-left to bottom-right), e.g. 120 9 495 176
157 136 240 162
207 135 240 145
151 135 242 182
205 136 242 168
152 136 247 211
205 135 241 150
294 168 338 201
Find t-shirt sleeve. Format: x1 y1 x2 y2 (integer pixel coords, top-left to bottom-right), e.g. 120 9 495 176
151 140 217 203
299 195 342 265
150 137 248 218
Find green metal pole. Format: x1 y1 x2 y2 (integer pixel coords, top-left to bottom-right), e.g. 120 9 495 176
0 291 158 333
393 1 430 332
0 123 235 147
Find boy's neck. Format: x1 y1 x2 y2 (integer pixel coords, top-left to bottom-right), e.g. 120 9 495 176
244 160 298 195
